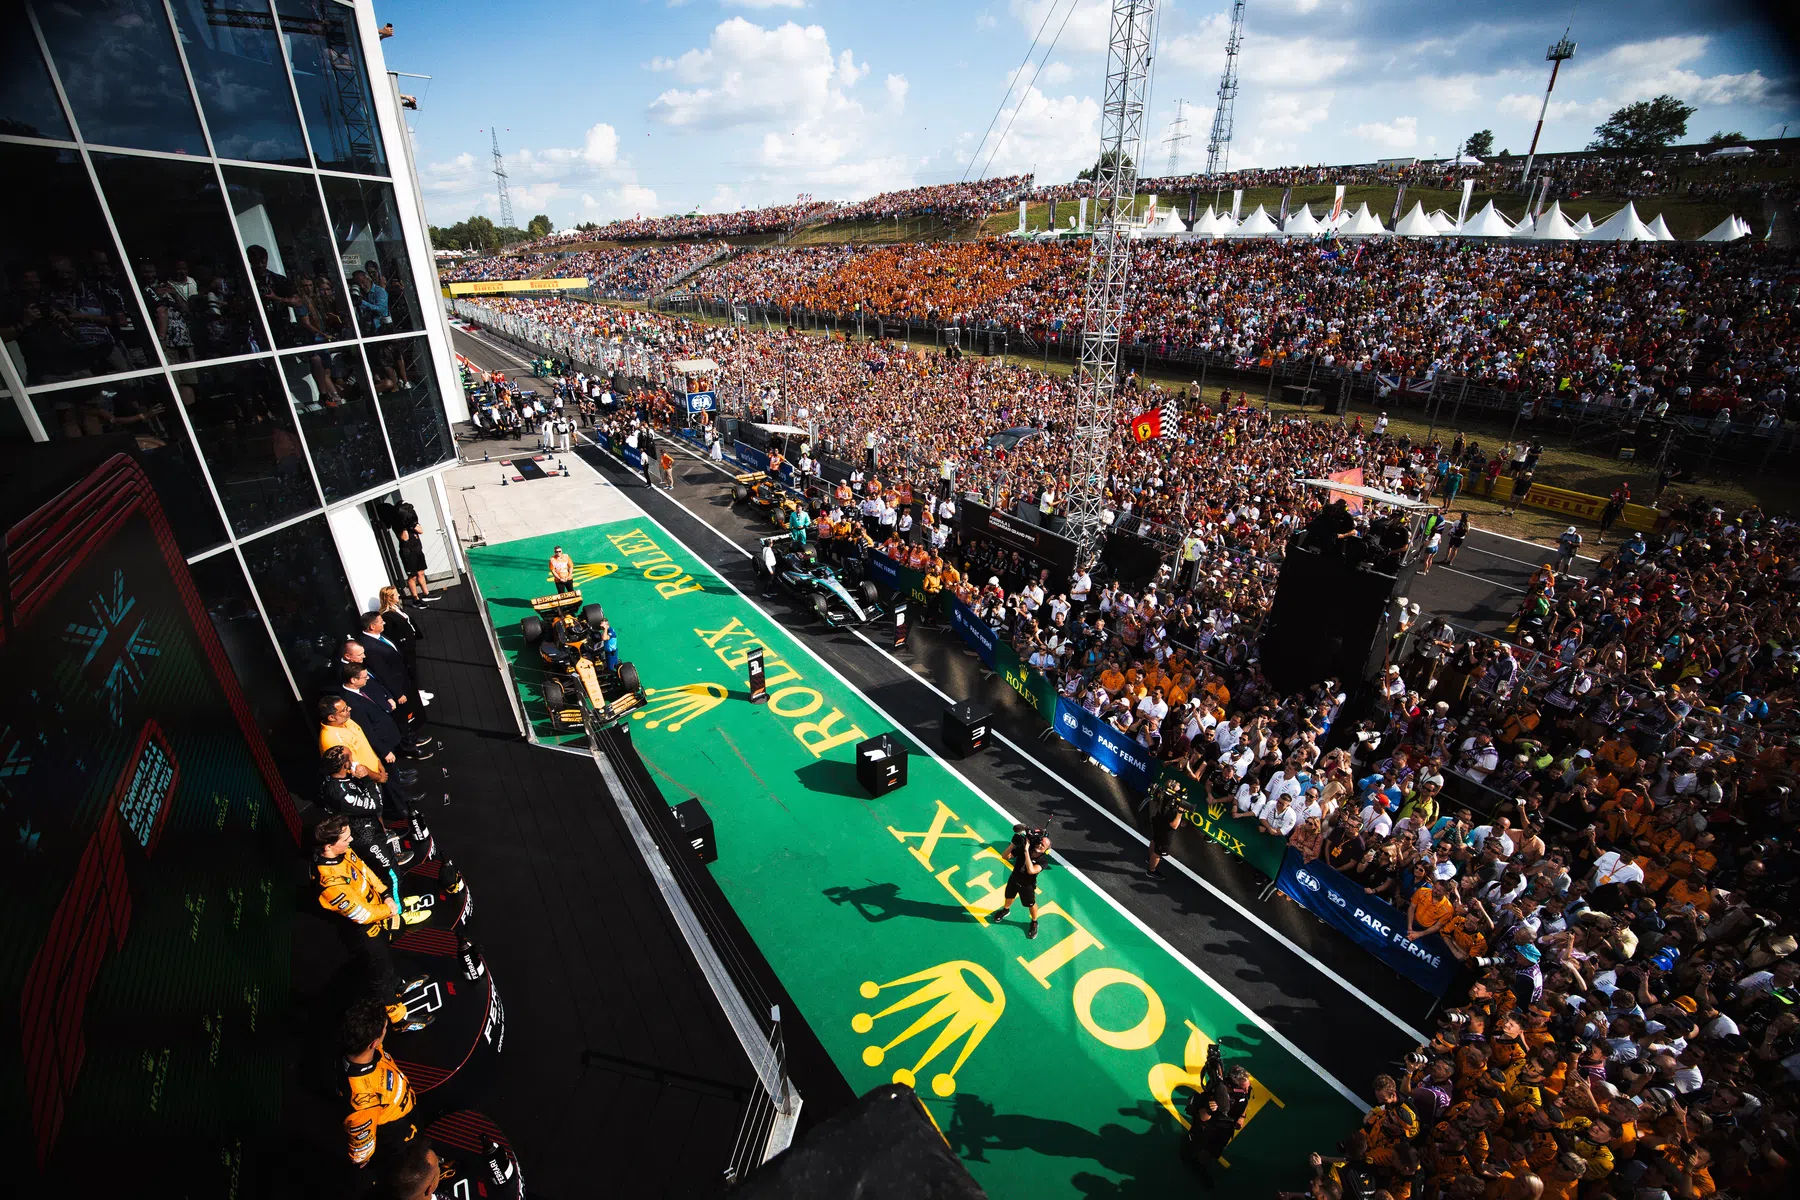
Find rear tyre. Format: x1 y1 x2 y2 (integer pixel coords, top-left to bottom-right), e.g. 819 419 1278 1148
617 662 642 694
733 483 749 505
520 616 543 646
543 677 567 709
583 604 606 629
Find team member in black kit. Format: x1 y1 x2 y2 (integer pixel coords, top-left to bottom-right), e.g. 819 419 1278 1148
989 826 1049 940
1182 1043 1253 1185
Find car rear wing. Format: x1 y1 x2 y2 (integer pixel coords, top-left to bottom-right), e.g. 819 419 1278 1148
528 590 585 615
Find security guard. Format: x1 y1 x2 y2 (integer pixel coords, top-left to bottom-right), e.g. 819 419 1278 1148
314 815 432 1031
341 998 425 1171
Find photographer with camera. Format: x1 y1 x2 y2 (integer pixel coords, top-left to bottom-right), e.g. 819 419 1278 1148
991 825 1050 940
1179 1041 1253 1186
1147 776 1186 879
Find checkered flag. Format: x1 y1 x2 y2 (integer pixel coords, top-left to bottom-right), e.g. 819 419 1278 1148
1159 400 1179 440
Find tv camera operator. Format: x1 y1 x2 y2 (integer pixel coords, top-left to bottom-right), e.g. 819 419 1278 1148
1179 1040 1253 1185
991 824 1051 940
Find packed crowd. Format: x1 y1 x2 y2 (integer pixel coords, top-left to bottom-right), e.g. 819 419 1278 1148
680 237 1800 422
436 252 556 283
436 243 719 294
555 200 839 243
826 175 1033 224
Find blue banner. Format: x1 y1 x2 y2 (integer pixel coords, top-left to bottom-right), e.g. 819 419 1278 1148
1052 700 1156 792
866 551 901 591
1274 852 1458 996
686 390 718 414
946 597 997 668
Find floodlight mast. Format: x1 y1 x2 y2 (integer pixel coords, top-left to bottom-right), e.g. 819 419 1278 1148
1203 0 1246 176
1521 35 1576 184
1064 0 1157 569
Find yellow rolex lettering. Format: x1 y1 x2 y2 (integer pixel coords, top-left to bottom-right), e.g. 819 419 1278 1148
1146 1020 1285 1145
641 563 683 581
934 846 1010 923
887 800 982 872
760 657 803 688
632 551 674 569
717 643 758 670
606 529 658 557
695 617 754 649
656 576 703 599
767 687 824 719
1015 902 1105 988
1072 967 1165 1051
792 709 865 758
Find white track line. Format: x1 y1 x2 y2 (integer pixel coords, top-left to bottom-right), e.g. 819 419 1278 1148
1427 565 1525 593
569 431 1372 1110
1467 527 1598 565
575 427 1426 1056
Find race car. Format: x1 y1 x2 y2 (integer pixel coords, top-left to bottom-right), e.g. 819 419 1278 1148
759 535 884 627
518 590 646 731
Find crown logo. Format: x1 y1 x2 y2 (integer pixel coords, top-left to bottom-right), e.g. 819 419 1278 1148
630 683 727 732
544 561 618 587
1207 801 1226 822
851 960 1005 1098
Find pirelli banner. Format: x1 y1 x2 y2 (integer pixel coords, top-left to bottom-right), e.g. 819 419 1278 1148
958 500 1078 579
442 277 590 296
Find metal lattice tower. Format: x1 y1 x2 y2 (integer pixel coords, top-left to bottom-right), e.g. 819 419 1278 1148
1521 33 1577 185
1203 0 1246 177
490 127 514 229
1065 0 1157 568
1164 98 1190 175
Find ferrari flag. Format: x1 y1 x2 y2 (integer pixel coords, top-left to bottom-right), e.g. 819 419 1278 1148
1129 402 1179 442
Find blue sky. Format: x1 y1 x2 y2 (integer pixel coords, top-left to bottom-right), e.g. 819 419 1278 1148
373 0 1800 230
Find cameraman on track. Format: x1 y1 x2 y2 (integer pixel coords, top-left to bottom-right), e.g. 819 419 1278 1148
1180 1042 1252 1186
991 825 1050 940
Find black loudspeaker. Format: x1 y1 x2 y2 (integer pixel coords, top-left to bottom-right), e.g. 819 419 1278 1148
1258 542 1418 698
941 700 991 757
854 734 909 797
670 798 718 864
731 1083 985 1199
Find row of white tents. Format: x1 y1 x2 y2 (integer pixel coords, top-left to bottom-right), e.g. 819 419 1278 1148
1125 198 1750 243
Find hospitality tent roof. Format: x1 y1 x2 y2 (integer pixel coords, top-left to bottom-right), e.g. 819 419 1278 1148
1281 204 1322 236
1182 205 1224 238
1646 213 1676 241
1456 200 1516 238
1444 153 1485 166
1141 206 1188 237
1427 209 1457 233
1391 201 1439 237
1522 201 1581 241
1226 205 1281 237
1574 212 1594 233
1297 479 1434 510
1698 215 1746 242
1734 215 1752 236
1339 202 1390 236
1583 201 1659 242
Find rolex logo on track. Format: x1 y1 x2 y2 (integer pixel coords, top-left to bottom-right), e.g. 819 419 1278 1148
852 960 1005 1098
630 683 727 732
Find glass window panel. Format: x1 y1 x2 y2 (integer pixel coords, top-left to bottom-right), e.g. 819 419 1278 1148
320 176 420 336
238 513 356 692
168 0 308 167
185 549 314 769
279 347 392 501
175 357 319 535
0 143 158 386
276 0 386 175
365 336 452 476
223 165 354 348
33 0 206 155
0 12 73 139
28 375 227 556
92 152 273 362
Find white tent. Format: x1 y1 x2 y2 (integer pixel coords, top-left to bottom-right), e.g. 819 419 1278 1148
1281 204 1322 236
1339 202 1390 236
1733 215 1752 237
1427 208 1457 233
1226 205 1281 237
1522 200 1581 241
1698 215 1747 242
1183 205 1226 238
1445 153 1485 166
1646 213 1676 242
1583 202 1659 242
1457 200 1516 238
1573 212 1594 233
1139 205 1189 238
1705 145 1755 161
1391 201 1439 237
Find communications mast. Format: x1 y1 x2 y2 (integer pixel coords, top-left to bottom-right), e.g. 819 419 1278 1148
490 126 514 229
1521 33 1576 184
1203 0 1246 176
1064 0 1157 567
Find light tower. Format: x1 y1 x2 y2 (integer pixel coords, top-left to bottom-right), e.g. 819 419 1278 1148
490 126 514 229
1164 98 1191 175
1203 0 1246 176
1064 0 1157 567
1521 33 1576 184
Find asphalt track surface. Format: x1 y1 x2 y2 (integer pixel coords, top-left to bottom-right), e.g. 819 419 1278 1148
449 322 1562 1111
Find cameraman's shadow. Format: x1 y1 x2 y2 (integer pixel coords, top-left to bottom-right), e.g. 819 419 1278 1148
823 881 970 924
944 1091 1176 1181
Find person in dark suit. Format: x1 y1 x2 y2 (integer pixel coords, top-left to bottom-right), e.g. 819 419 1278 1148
356 612 427 718
339 664 409 761
377 586 430 702
340 639 431 757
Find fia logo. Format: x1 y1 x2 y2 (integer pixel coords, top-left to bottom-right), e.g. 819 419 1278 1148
1294 869 1321 893
852 960 1005 1097
1060 710 1078 730
631 683 728 731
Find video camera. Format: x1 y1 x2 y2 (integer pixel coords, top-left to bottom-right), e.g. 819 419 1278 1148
1009 824 1051 861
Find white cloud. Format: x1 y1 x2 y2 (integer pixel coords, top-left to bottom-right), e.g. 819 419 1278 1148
1009 0 1111 57
1042 61 1073 87
1256 90 1333 136
1417 74 1482 114
647 56 677 71
975 14 996 31
724 0 807 8
649 19 862 130
960 85 1100 179
1351 115 1419 152
885 73 909 110
420 123 652 228
837 48 868 88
